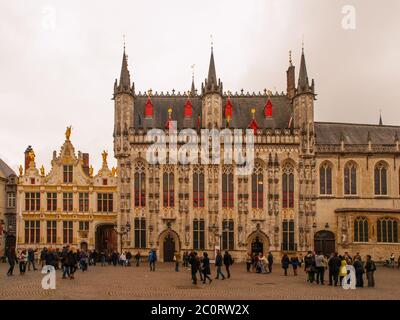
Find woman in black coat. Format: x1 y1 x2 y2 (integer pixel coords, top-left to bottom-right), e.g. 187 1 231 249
67 248 78 279
281 254 290 276
202 252 212 284
353 258 364 288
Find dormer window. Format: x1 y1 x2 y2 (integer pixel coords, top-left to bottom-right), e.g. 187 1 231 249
103 178 108 186
63 165 73 183
30 178 35 185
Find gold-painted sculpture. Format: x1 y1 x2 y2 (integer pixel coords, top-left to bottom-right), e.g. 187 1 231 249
28 150 35 162
89 165 94 177
65 126 72 141
102 150 108 162
19 165 23 176
40 165 45 176
111 167 117 177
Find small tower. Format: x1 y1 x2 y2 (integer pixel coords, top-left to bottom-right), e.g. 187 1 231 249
293 46 316 131
201 44 223 129
286 51 296 100
113 44 134 159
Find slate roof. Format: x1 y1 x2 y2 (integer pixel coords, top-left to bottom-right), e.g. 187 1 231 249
0 158 16 179
133 95 293 130
315 122 400 145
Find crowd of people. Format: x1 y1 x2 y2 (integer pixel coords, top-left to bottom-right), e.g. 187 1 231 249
4 246 398 289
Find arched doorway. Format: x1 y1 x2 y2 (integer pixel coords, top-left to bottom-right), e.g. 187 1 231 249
163 235 175 262
95 224 117 254
80 242 88 251
158 229 180 262
314 231 336 256
247 230 269 255
251 237 263 255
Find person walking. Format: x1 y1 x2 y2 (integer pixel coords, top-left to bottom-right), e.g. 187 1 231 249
290 255 299 276
245 252 252 272
100 251 106 267
126 251 132 266
148 249 157 271
281 254 290 276
27 248 37 271
328 252 341 286
119 252 127 266
223 250 233 279
365 255 376 288
353 257 364 288
215 250 225 280
174 251 181 272
68 247 78 279
189 252 200 285
6 247 16 276
304 251 316 283
18 250 28 275
61 246 70 279
201 252 212 284
315 251 326 285
389 253 395 268
259 254 269 274
267 252 274 273
135 251 141 267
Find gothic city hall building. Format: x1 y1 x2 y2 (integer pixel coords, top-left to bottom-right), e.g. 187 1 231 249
16 46 400 262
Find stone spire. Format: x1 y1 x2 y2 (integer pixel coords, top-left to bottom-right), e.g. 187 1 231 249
202 45 222 95
379 112 383 126
114 45 134 96
296 46 314 95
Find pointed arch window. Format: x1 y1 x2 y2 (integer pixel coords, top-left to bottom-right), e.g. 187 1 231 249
252 162 264 209
374 162 388 196
320 162 333 195
354 217 369 242
193 166 205 208
134 161 146 207
377 218 398 243
222 166 234 208
282 163 294 208
344 162 357 195
163 165 174 207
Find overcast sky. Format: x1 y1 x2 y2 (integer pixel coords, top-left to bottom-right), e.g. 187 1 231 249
1 0 399 173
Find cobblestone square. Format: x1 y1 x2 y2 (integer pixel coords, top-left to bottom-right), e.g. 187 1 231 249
0 263 399 300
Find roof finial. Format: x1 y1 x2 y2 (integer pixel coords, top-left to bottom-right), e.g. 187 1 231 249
289 50 293 66
210 34 214 51
123 34 126 51
302 35 305 53
379 109 383 126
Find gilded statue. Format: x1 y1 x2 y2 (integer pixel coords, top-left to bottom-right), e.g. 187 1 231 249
102 150 108 162
28 150 35 162
19 165 23 176
111 167 117 177
65 126 72 141
40 165 45 176
89 165 94 177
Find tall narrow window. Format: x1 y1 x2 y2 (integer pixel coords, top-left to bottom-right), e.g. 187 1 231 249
282 163 294 208
134 161 146 207
25 221 40 243
344 162 357 195
47 221 57 244
79 221 89 231
25 192 40 211
7 192 16 208
163 165 174 207
63 221 73 244
222 166 234 208
222 219 234 250
134 218 146 248
63 192 73 212
374 162 388 195
252 162 264 209
377 218 398 243
63 165 73 183
193 166 205 208
354 217 369 242
79 192 89 212
193 219 205 250
320 162 333 195
97 193 113 212
282 219 295 251
47 192 57 211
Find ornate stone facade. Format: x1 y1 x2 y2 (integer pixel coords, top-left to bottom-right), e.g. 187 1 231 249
16 130 118 252
111 45 400 262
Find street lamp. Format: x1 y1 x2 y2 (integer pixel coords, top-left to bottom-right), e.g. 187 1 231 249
114 221 131 253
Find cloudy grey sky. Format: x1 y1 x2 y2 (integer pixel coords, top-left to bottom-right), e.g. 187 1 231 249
1 0 399 172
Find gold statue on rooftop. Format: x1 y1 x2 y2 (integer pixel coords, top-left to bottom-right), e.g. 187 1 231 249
40 165 45 176
65 126 72 141
19 165 23 176
102 150 108 163
28 150 35 162
89 165 94 177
